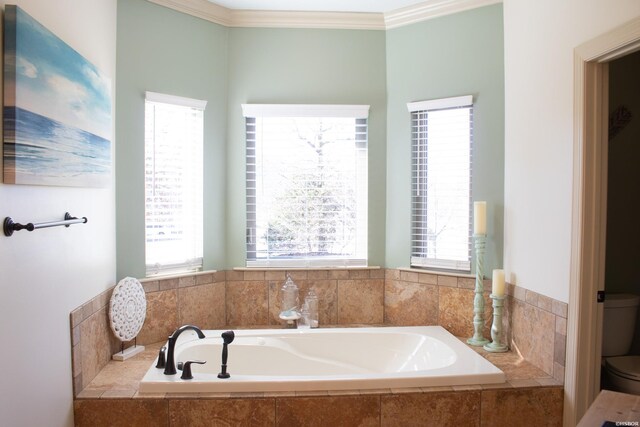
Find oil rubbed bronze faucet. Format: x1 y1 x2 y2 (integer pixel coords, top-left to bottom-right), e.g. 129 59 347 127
163 325 206 375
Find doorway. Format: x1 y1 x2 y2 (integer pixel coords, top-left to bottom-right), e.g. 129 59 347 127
567 17 640 426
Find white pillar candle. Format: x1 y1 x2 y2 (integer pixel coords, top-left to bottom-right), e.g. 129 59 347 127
473 201 487 235
492 269 505 296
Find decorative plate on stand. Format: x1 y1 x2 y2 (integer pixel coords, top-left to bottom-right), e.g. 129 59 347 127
109 277 147 360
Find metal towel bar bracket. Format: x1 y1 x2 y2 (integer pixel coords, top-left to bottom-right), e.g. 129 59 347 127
3 212 88 237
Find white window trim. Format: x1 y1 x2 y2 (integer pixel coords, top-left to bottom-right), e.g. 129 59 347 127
407 95 472 113
242 104 369 118
146 91 207 110
409 94 473 272
243 104 369 268
144 92 206 277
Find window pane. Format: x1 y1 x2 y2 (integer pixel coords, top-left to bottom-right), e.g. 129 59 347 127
411 105 472 271
246 114 367 267
144 97 204 275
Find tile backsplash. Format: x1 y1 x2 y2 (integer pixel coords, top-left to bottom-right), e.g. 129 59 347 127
70 267 568 396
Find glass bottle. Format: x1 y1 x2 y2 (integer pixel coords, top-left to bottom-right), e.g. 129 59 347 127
280 274 299 318
305 289 319 328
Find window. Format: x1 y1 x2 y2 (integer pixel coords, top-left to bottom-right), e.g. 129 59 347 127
408 95 473 271
144 92 206 276
242 104 369 268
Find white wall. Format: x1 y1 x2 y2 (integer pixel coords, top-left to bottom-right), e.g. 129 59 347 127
503 0 640 302
0 1 116 426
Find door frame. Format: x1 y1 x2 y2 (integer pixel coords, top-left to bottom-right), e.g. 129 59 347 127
566 17 640 426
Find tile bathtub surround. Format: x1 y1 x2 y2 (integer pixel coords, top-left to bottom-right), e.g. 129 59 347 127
71 267 568 397
75 343 563 427
70 271 223 397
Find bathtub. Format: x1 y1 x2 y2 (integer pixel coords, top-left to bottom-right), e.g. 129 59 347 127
139 326 505 393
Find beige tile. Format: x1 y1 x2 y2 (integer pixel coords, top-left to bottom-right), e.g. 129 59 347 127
169 399 275 427
329 269 350 279
72 343 82 377
178 275 195 288
141 280 159 293
79 307 120 389
74 398 168 427
525 289 539 306
195 273 214 285
438 287 492 339
418 272 438 285
286 270 308 280
399 270 419 283
381 391 481 426
308 270 329 280
513 285 526 302
369 268 385 279
385 269 400 280
76 389 105 399
511 299 555 375
178 282 225 329
136 289 178 346
337 279 384 324
552 299 568 318
265 270 287 281
554 332 566 366
555 316 567 335
508 379 540 388
480 387 563 426
101 389 136 399
158 278 178 291
384 280 437 326
243 270 265 281
226 270 244 281
71 307 84 328
554 362 565 383
328 389 361 396
537 294 553 312
226 281 269 326
349 269 371 279
437 275 458 288
277 396 379 427
458 277 476 289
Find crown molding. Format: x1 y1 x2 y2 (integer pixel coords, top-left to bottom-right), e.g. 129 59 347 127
146 0 502 30
230 10 385 30
385 0 502 29
147 0 232 26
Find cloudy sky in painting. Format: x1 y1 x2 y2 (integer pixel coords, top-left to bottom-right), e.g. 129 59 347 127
6 6 112 140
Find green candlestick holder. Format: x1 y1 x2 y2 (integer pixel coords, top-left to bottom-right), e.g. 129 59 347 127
484 294 508 352
468 233 489 346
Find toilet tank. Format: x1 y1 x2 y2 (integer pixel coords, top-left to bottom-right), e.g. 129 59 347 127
602 293 640 357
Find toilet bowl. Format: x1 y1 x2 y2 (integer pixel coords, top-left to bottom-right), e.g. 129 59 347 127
602 293 640 395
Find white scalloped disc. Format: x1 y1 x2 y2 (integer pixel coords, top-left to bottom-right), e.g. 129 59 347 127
109 277 147 342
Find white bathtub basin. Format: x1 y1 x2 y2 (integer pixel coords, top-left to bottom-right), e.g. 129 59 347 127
139 326 505 393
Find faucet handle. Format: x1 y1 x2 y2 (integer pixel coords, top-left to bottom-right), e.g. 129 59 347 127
180 360 206 380
155 346 166 369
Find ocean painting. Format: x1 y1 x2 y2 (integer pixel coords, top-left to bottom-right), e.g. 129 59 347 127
3 5 112 187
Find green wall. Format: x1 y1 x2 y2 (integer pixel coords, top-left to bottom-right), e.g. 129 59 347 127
225 28 388 267
116 0 504 276
385 4 505 274
116 0 229 278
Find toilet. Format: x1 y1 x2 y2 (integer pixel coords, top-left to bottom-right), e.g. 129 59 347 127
602 293 640 395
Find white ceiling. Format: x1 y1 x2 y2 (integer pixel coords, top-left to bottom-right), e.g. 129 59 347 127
207 0 429 13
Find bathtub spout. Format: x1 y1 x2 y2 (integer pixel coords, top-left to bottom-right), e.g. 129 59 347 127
164 325 206 375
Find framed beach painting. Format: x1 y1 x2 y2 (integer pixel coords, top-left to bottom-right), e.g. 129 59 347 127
3 5 112 187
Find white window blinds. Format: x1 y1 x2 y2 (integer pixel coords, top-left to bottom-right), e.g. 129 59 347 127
408 95 473 271
144 91 206 276
243 104 369 268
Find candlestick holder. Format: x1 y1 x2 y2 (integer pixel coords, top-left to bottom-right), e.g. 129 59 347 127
484 294 508 352
467 233 489 346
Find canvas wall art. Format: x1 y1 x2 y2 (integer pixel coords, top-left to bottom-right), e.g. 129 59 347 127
3 5 112 187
